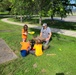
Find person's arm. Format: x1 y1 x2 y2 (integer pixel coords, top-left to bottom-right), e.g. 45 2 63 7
40 32 42 37
23 32 27 35
40 28 43 37
22 29 27 35
46 32 52 41
46 28 52 41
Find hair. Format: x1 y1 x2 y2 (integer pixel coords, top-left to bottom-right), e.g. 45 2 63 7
29 39 35 50
35 39 42 44
23 24 28 32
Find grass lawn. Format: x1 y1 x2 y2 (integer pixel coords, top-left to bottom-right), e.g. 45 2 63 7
0 20 76 75
0 11 9 15
8 17 76 31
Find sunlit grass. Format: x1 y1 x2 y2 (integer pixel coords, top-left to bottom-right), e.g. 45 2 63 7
0 20 76 75
0 11 9 15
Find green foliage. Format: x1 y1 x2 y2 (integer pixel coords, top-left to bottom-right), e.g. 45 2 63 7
11 0 34 15
0 0 11 12
47 0 72 19
8 0 15 3
48 9 53 16
11 0 24 15
0 0 73 19
0 0 3 2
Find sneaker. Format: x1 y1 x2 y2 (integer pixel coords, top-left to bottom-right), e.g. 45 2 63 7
43 45 50 50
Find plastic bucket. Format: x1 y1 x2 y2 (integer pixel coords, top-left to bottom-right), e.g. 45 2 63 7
20 50 27 57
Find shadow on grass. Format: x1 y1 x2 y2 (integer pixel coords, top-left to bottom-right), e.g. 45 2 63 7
23 18 76 30
42 19 76 30
8 17 39 24
0 15 7 18
1 15 75 31
0 14 13 19
56 73 64 75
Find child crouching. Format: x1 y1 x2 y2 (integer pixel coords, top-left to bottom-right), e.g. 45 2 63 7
20 40 31 57
29 39 43 56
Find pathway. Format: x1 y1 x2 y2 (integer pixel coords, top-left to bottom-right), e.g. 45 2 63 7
1 18 76 38
0 38 18 64
54 16 76 22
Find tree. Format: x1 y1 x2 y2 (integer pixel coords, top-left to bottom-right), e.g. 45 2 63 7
33 0 72 21
47 0 71 20
10 0 74 23
32 0 51 25
0 0 11 12
11 0 34 22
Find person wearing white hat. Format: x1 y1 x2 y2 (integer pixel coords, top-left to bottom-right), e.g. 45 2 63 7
40 23 52 49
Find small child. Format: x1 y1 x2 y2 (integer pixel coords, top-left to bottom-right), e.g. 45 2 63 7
20 40 31 57
22 24 28 42
29 39 43 56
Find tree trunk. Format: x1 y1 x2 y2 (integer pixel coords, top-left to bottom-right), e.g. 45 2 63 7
61 16 62 20
20 15 23 22
51 15 54 20
39 16 42 25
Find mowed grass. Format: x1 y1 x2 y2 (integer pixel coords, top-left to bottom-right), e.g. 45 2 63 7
8 17 76 31
0 20 76 75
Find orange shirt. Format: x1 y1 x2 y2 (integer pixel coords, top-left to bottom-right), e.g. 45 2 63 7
22 29 28 39
33 44 43 56
20 42 30 51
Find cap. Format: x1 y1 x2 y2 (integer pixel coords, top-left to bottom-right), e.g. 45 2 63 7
43 23 47 26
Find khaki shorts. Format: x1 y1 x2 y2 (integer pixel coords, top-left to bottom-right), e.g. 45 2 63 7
33 36 45 42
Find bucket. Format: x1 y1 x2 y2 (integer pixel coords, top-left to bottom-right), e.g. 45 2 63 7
20 50 27 57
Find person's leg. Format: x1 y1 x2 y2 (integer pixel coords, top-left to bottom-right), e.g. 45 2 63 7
44 40 49 46
43 40 49 50
20 50 28 57
29 50 35 55
22 38 27 42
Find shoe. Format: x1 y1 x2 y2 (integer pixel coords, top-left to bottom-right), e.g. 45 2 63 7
43 45 50 50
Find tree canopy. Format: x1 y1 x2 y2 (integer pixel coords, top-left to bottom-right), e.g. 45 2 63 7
0 0 75 22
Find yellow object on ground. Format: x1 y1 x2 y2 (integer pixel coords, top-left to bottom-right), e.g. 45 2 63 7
59 48 62 51
28 31 35 34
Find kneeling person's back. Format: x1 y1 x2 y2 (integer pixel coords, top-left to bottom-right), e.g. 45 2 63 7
20 41 31 51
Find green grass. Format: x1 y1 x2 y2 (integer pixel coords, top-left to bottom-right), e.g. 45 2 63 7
8 17 40 26
8 17 76 31
42 19 76 31
0 11 9 15
0 20 76 75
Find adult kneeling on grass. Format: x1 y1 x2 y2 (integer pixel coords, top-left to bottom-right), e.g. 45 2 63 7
40 23 52 49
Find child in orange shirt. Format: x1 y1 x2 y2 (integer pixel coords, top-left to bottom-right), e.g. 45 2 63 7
29 39 43 56
20 41 31 57
22 24 28 42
